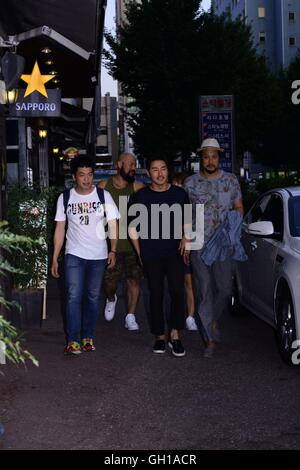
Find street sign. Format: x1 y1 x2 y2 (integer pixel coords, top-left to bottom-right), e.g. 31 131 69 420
200 95 234 172
9 89 61 117
9 60 61 116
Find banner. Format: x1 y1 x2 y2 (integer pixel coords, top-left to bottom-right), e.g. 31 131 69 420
200 95 234 172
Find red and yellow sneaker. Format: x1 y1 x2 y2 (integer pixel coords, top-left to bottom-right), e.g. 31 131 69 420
64 341 82 355
82 338 96 352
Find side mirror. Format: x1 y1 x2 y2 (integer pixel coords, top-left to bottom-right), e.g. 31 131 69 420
246 221 274 237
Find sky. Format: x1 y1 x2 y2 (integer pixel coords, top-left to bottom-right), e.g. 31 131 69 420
101 0 212 96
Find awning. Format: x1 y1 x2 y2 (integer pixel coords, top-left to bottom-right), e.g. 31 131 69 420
48 102 90 148
0 0 103 53
0 0 106 98
0 0 106 145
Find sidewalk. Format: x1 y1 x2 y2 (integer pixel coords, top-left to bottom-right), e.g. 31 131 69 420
1 278 299 450
1 278 209 450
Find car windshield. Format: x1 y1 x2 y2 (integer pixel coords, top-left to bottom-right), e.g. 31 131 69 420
289 196 300 237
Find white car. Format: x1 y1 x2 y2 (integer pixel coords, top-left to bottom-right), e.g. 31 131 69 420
235 187 300 365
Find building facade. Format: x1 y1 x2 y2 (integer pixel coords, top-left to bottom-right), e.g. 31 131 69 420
0 0 107 197
212 0 300 71
115 0 138 154
96 93 118 166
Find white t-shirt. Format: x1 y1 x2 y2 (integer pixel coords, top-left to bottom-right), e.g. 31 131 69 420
55 187 120 260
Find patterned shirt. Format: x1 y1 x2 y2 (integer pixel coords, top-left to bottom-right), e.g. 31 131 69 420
184 170 242 244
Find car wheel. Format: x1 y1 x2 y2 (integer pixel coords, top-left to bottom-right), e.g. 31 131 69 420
276 289 298 366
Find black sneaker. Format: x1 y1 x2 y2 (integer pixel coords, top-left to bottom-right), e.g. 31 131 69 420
153 339 166 354
168 339 186 357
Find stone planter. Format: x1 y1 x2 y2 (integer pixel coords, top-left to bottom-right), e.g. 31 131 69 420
9 288 44 329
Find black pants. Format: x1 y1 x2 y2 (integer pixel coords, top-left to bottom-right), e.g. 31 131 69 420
143 254 185 336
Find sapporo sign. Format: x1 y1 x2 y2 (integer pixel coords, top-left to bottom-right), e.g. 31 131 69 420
9 61 61 117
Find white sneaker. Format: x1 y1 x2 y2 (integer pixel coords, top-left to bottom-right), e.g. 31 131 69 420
125 313 139 331
186 315 198 331
104 294 117 321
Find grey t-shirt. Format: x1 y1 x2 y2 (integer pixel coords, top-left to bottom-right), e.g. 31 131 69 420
184 170 242 243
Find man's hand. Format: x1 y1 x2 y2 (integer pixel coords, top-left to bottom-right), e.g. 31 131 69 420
233 198 244 216
51 259 60 278
107 251 116 268
179 236 190 265
183 250 190 266
179 236 188 256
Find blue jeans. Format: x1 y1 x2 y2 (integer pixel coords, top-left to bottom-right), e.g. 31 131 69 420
64 254 107 343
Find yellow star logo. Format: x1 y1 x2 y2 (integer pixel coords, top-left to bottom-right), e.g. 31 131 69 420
21 61 55 98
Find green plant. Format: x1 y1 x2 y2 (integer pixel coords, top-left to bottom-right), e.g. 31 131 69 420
105 3 279 165
7 185 62 289
240 180 260 212
240 175 300 213
255 175 299 194
0 221 39 366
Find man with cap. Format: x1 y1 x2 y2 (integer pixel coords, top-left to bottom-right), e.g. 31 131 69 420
184 138 244 357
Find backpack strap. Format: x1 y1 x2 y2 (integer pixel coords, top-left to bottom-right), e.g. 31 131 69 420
62 188 71 214
97 187 106 218
96 187 105 207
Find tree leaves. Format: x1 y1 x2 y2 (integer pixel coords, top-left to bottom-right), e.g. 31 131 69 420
0 223 39 368
104 2 280 167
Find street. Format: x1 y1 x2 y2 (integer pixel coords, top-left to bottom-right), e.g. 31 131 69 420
1 279 300 450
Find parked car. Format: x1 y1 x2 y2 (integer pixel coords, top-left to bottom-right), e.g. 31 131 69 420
235 187 300 365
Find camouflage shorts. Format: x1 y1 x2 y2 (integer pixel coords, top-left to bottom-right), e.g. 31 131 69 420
104 251 144 282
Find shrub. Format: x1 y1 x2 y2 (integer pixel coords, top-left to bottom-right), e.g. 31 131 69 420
7 185 62 289
0 221 39 366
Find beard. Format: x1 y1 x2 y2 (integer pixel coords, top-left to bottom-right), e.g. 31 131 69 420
120 166 135 183
203 166 218 175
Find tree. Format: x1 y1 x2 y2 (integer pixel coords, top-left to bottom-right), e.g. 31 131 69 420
105 0 201 164
105 1 279 166
274 54 300 171
195 12 281 164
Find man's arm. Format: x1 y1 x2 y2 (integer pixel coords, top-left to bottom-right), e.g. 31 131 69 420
107 218 118 268
51 221 66 278
233 198 244 216
231 175 244 216
179 234 191 265
127 191 142 264
128 227 140 256
128 227 142 265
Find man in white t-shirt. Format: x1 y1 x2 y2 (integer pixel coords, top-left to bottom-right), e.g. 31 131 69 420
51 156 120 355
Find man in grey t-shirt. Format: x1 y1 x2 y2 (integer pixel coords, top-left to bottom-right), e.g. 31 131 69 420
184 138 243 358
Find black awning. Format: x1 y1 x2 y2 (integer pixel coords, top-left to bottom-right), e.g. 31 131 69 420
0 0 102 52
16 36 95 98
60 102 89 122
48 102 90 148
0 0 106 98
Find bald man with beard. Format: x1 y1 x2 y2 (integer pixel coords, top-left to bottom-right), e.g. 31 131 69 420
98 153 144 330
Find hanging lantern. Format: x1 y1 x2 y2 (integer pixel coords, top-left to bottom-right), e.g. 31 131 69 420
2 88 19 104
38 129 47 139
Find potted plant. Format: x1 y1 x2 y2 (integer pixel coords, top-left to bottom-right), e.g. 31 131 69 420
7 185 61 328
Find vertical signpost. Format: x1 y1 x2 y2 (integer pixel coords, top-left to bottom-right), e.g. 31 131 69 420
200 95 235 172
